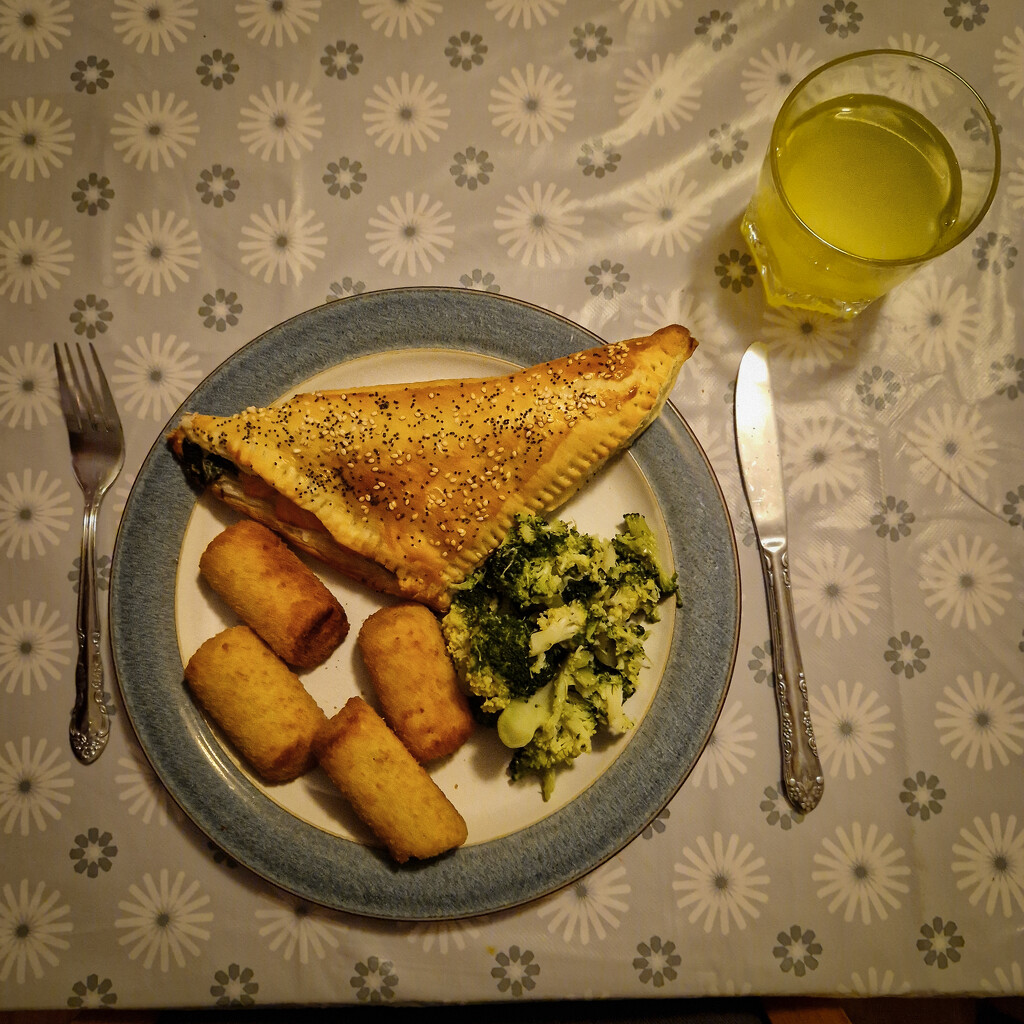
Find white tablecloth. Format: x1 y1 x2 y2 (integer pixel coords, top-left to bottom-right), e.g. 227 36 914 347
2 0 1022 1010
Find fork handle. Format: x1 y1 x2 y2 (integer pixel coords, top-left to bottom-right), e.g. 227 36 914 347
70 500 110 763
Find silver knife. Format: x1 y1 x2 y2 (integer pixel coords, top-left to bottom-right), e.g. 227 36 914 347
734 343 824 814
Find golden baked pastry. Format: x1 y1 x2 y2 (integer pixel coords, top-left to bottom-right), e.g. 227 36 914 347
169 324 696 610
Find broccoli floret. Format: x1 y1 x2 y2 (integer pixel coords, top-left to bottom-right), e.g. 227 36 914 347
591 619 650 680
480 514 599 608
497 678 557 748
509 692 598 801
529 600 588 660
557 648 635 732
614 512 678 598
441 592 534 713
600 559 665 623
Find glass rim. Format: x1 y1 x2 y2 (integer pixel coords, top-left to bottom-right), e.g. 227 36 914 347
767 48 1002 268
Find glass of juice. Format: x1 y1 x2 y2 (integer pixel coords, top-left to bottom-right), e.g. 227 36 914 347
741 49 1000 318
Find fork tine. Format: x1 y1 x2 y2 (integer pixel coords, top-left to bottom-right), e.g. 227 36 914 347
87 343 122 432
62 343 91 424
67 343 103 427
53 343 82 432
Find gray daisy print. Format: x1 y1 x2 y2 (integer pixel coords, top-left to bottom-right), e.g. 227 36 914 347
899 771 945 820
633 936 681 987
709 123 747 168
870 496 914 541
578 139 620 178
715 248 755 292
71 56 114 94
198 289 242 332
973 232 1017 274
322 39 363 79
773 925 822 976
964 105 998 144
196 165 239 207
820 1 863 38
761 785 805 831
327 277 366 301
70 555 110 592
445 30 487 71
196 49 238 89
69 294 113 338
323 157 367 199
71 173 114 215
989 353 1024 399
207 840 238 868
748 640 772 685
211 963 258 1007
69 827 118 877
491 945 540 996
917 917 964 968
585 259 629 298
695 10 738 50
67 973 117 1009
883 631 930 679
460 269 500 292
1002 485 1024 528
642 806 670 839
571 23 611 62
944 0 988 31
450 146 492 190
856 366 900 411
350 956 398 1003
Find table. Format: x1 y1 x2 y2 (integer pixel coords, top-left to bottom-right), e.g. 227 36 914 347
2 0 1022 1010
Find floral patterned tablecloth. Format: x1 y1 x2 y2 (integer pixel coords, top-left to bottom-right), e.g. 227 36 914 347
2 0 1023 1011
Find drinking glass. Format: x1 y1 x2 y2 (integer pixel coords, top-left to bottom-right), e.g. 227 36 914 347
741 49 1000 319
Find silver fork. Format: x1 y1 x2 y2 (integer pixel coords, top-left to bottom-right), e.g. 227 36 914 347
54 343 125 764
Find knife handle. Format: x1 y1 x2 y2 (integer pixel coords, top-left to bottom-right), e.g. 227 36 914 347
762 542 824 813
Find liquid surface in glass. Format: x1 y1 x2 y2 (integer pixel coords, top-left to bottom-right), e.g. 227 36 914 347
776 93 962 261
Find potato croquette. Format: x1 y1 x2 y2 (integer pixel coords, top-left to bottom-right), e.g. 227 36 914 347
184 625 327 783
314 697 468 863
357 603 474 762
199 519 348 668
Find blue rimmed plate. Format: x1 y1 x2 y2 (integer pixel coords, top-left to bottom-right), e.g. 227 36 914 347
110 287 739 921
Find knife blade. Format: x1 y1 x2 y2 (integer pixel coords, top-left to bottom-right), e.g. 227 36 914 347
735 342 824 814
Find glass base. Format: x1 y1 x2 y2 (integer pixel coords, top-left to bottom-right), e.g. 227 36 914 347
740 214 875 320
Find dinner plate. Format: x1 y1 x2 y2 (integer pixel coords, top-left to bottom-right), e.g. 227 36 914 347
110 287 740 921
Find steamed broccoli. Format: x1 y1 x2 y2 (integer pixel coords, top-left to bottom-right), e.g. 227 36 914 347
442 512 677 799
614 512 678 599
529 600 588 660
476 515 602 607
441 593 533 714
509 692 598 802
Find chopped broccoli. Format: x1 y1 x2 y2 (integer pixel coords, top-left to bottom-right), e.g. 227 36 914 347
441 596 534 713
497 679 558 748
509 691 598 802
476 515 601 609
614 512 679 599
529 600 588 659
557 647 635 733
442 512 677 799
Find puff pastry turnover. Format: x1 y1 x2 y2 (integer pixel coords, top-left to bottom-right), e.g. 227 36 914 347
169 324 696 610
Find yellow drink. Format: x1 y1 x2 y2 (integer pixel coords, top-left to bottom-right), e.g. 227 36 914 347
780 95 961 260
742 89 971 317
